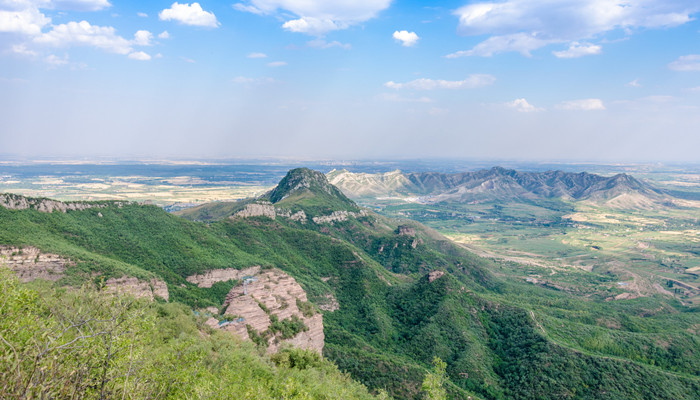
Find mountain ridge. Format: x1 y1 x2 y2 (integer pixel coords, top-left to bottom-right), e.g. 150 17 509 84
328 167 670 208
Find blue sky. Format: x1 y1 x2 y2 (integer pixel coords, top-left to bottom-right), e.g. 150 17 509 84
1 0 700 161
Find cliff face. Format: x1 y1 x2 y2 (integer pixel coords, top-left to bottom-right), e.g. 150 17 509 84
186 265 261 288
0 246 69 282
0 193 124 213
0 245 168 300
103 277 169 301
208 268 324 354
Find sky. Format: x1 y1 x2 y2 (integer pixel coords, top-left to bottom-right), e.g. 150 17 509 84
1 0 700 162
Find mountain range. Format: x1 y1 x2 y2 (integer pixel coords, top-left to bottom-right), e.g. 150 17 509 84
327 167 671 208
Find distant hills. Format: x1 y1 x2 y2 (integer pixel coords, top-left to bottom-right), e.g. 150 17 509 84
328 167 671 208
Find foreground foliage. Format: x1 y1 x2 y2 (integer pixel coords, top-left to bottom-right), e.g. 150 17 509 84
0 268 382 400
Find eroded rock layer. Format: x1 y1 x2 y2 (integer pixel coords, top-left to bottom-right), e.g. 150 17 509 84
0 245 69 282
214 268 324 354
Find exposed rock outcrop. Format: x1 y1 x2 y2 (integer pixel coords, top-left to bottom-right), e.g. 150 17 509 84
0 245 69 282
185 266 261 288
318 293 339 312
214 268 324 354
428 270 445 282
230 203 309 223
234 203 277 219
104 277 169 301
0 193 124 213
312 210 368 224
397 225 417 237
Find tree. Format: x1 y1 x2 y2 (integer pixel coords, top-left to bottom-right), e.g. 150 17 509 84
421 357 447 400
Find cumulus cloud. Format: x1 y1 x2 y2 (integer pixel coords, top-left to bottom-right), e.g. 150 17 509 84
506 98 543 112
282 17 339 35
247 52 267 58
393 30 419 47
127 51 151 61
450 0 698 57
552 42 601 58
267 61 287 67
159 2 219 28
158 30 170 39
384 75 496 90
232 0 391 35
0 8 51 35
556 98 605 110
34 20 133 54
137 12 147 17
132 30 153 46
627 79 641 87
668 54 700 71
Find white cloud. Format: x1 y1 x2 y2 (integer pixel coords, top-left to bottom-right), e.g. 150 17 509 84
627 79 641 87
159 2 219 28
451 0 698 57
506 98 543 112
158 30 170 39
307 38 351 49
247 52 267 58
556 98 605 110
232 3 264 15
232 0 391 35
447 33 550 57
668 54 700 71
181 56 195 63
12 43 37 56
132 30 153 46
267 61 286 67
282 17 338 35
137 12 147 17
552 42 601 58
393 30 419 47
128 51 151 60
34 20 133 54
50 0 111 11
0 8 50 35
45 53 68 65
385 75 496 90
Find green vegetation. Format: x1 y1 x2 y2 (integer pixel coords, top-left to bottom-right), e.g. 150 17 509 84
0 268 381 400
1 166 699 400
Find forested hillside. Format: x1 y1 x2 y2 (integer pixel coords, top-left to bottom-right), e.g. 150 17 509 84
1 168 698 399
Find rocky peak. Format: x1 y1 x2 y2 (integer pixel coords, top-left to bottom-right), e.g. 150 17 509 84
267 168 354 206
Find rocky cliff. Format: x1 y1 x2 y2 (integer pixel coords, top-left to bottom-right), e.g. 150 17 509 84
103 277 169 301
186 265 261 288
207 268 324 354
0 193 125 213
0 245 69 282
